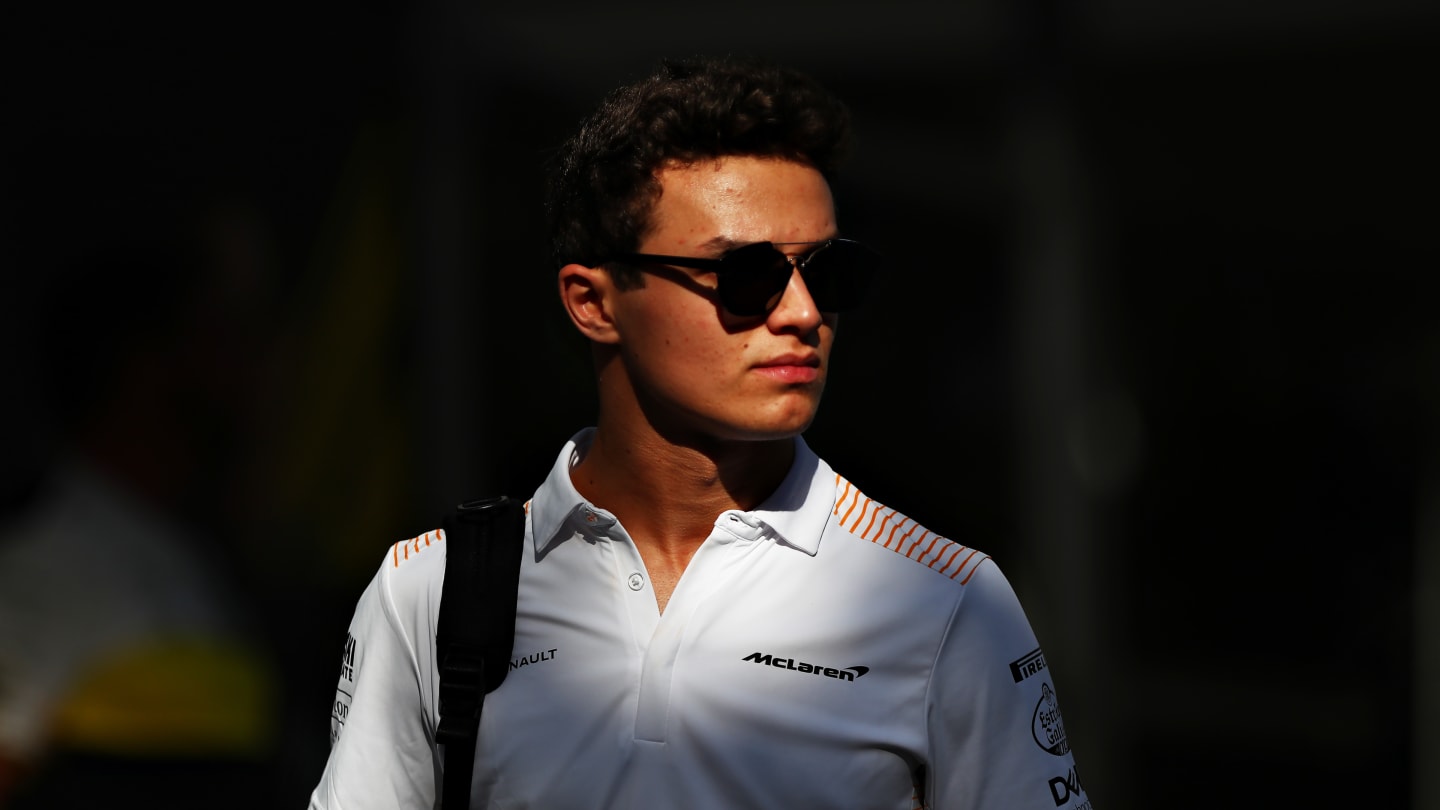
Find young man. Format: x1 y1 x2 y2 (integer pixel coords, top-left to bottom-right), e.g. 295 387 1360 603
308 56 1091 809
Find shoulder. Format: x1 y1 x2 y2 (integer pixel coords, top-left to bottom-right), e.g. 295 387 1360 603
825 473 991 586
351 528 449 649
382 527 448 598
384 528 448 577
329 528 450 738
313 528 455 809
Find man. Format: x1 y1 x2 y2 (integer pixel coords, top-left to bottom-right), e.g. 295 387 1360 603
309 56 1091 809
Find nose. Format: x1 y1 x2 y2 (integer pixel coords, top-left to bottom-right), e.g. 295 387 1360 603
766 264 824 334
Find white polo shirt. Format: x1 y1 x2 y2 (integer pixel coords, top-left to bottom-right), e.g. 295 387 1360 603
309 430 1091 810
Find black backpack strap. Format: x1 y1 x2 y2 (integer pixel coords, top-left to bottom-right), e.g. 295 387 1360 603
435 495 526 810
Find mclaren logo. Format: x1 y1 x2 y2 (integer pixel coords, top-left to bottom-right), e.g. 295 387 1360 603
742 651 870 682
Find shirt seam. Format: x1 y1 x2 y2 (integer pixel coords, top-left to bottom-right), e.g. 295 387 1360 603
924 579 970 805
378 547 430 736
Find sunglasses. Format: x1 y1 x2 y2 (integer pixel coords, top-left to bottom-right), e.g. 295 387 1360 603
609 238 883 318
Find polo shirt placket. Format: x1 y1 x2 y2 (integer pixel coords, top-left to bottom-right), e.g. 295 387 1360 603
631 510 770 745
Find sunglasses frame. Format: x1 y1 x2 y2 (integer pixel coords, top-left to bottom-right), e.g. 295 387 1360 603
608 238 880 317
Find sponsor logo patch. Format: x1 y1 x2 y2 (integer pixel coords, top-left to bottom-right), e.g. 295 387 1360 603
1032 681 1070 756
1048 766 1090 808
742 651 869 682
330 633 358 745
510 648 558 671
338 633 356 682
1010 646 1047 683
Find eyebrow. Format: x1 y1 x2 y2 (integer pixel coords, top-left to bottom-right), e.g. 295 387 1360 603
695 235 748 255
695 235 840 255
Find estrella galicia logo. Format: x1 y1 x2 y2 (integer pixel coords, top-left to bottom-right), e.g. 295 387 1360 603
742 651 869 682
1031 681 1070 755
1009 646 1047 683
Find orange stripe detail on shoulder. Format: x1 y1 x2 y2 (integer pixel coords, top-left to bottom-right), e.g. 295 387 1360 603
934 543 966 573
896 524 921 556
883 516 908 549
833 475 852 516
391 530 443 568
905 530 932 559
938 547 984 579
839 486 862 525
831 478 978 582
917 533 942 563
860 504 884 540
957 553 990 583
867 509 895 543
847 497 873 533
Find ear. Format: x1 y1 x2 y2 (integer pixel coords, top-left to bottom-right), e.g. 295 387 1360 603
557 263 621 345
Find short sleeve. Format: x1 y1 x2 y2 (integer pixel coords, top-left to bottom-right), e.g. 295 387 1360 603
308 545 444 810
926 562 1090 809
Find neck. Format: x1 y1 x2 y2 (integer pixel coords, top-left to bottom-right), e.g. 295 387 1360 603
572 418 794 615
574 351 800 552
572 351 804 614
572 418 795 551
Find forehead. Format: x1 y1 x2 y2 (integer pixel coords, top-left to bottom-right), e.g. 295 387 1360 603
645 156 838 251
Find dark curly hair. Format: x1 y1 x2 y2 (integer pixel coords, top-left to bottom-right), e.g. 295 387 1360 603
544 55 854 281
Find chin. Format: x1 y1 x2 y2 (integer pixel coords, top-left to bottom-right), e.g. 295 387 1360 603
732 407 820 442
665 393 824 444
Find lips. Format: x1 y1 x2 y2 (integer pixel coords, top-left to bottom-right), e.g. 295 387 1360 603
756 353 820 369
753 353 822 383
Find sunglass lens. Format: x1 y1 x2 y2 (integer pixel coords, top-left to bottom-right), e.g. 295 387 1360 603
717 243 793 317
803 240 879 312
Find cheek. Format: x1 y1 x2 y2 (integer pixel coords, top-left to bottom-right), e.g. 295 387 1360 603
621 308 727 383
627 303 706 353
624 338 731 414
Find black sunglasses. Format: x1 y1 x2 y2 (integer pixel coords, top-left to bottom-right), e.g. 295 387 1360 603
609 239 883 318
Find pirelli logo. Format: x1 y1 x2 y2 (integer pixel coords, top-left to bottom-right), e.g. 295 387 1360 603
1010 647 1047 683
743 651 869 682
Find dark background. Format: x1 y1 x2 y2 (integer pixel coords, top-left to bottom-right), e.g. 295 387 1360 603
3 0 1435 807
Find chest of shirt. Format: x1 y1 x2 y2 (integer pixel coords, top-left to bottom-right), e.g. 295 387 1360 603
489 523 955 741
467 524 953 808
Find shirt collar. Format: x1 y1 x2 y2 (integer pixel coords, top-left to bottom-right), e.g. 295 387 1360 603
744 436 833 556
530 428 837 558
530 428 605 557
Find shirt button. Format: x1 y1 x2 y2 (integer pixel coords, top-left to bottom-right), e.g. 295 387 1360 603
628 572 644 591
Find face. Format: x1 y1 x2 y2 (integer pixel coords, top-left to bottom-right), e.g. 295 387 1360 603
607 155 840 443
